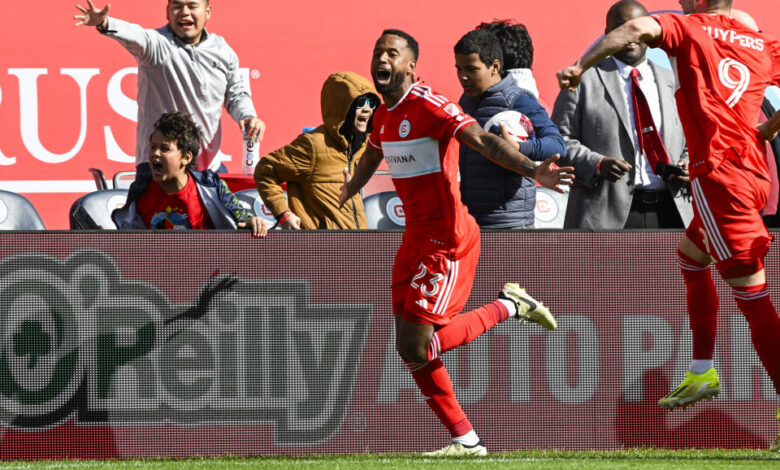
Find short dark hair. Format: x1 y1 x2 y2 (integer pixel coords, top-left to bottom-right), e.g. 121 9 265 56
476 20 533 69
381 29 419 60
152 112 203 169
606 0 648 28
709 0 733 7
454 30 504 70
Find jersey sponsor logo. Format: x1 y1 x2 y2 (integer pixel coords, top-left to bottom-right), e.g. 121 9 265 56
386 154 417 164
382 137 441 179
399 120 411 138
701 26 765 51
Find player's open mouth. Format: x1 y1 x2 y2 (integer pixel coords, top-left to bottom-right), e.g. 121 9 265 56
151 161 163 173
357 115 369 124
374 69 391 83
178 21 194 29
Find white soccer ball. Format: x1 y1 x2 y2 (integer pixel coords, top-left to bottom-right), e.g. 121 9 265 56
483 110 534 143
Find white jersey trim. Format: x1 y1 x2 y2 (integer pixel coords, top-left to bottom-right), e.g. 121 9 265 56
386 81 421 112
368 135 382 150
691 178 732 261
453 118 477 137
432 258 459 316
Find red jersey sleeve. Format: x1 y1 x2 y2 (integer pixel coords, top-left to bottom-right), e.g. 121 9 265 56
425 95 477 139
410 86 476 140
367 105 386 151
650 12 690 54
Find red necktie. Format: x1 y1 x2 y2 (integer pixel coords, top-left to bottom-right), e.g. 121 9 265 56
630 68 671 172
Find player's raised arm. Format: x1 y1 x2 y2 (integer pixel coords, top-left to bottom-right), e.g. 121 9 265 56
457 122 574 193
74 0 110 28
760 110 780 142
338 145 384 208
557 16 662 91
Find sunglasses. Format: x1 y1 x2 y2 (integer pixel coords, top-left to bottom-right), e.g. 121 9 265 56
355 96 378 110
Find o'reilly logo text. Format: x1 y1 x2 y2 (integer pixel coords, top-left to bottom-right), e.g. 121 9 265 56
0 250 370 445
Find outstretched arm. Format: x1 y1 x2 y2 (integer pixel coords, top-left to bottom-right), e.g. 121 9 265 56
760 110 780 141
339 145 383 208
74 0 110 29
557 16 662 90
457 123 574 193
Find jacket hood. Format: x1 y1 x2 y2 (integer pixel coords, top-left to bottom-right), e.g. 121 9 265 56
320 72 379 149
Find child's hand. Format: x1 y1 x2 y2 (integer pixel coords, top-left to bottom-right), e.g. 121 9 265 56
239 217 268 238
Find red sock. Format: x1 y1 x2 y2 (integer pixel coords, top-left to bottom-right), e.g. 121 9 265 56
428 301 509 361
408 359 473 438
678 250 718 360
732 283 780 392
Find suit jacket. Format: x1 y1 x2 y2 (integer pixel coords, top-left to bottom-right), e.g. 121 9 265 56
552 58 693 229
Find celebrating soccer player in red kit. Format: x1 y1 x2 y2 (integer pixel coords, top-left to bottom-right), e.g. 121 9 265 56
557 0 780 451
339 29 574 456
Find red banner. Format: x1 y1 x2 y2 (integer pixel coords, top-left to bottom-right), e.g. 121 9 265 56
0 231 775 459
2 1 779 228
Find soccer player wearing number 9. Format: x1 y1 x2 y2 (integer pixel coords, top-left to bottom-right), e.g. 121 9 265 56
340 30 574 456
557 0 780 451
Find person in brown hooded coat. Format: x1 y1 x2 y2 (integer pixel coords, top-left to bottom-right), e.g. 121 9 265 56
254 72 380 229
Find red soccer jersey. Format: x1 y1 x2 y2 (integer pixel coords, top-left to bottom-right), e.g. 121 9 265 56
651 12 780 179
368 83 478 252
137 174 214 230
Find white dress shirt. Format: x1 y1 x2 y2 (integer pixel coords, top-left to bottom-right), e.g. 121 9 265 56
613 57 666 190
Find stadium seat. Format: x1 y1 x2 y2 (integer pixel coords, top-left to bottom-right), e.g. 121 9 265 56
70 189 128 230
113 171 136 190
534 186 569 229
88 167 108 190
0 190 46 230
233 188 286 230
363 191 405 229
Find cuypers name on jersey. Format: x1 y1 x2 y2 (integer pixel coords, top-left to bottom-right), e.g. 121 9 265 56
382 137 441 179
0 249 370 445
701 26 765 51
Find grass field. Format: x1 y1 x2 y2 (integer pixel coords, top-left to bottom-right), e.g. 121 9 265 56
0 450 778 470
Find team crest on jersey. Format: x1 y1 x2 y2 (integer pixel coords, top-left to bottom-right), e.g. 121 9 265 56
443 103 460 117
399 120 411 138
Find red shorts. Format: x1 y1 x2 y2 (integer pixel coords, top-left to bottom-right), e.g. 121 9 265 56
392 234 480 326
686 155 772 274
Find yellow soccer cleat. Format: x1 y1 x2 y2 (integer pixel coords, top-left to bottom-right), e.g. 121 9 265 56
499 283 557 330
422 441 487 457
770 409 780 452
658 368 720 410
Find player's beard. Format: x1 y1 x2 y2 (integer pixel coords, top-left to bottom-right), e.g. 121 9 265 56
374 69 406 95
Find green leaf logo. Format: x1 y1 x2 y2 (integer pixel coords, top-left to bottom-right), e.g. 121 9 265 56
14 321 51 368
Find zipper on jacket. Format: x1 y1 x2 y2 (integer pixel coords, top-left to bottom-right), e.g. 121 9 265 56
347 143 361 228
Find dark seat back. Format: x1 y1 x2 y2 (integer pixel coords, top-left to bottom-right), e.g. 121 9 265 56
70 189 128 229
363 191 405 229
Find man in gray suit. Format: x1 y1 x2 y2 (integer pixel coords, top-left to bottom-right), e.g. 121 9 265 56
552 0 692 229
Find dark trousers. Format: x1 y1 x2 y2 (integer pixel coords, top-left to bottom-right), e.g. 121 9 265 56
623 188 684 229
